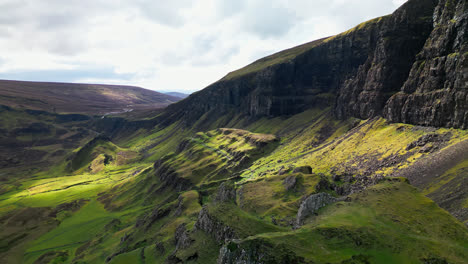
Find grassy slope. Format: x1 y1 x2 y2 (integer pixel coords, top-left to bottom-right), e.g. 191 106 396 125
235 181 468 263
0 108 467 263
221 15 388 82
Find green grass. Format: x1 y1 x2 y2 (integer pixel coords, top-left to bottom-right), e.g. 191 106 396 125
2 107 468 263
230 182 468 263
222 38 326 81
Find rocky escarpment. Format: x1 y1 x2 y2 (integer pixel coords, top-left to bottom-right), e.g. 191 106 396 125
193 207 236 244
157 0 465 130
295 193 337 226
217 239 306 264
153 159 192 192
335 0 438 119
384 0 468 129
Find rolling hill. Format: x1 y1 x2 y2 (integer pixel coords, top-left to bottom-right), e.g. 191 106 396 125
0 79 181 115
0 0 467 263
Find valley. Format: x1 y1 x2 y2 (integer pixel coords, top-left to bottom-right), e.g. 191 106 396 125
0 0 467 263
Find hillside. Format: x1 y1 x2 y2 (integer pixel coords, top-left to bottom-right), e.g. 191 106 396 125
0 0 467 263
0 79 181 115
164 92 190 99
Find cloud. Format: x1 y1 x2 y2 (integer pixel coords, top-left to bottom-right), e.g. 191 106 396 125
0 0 408 93
0 66 134 83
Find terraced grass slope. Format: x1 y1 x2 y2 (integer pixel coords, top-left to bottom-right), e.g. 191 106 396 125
1 106 467 263
0 79 180 115
0 0 467 263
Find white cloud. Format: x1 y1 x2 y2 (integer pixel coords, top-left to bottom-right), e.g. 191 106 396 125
0 0 407 93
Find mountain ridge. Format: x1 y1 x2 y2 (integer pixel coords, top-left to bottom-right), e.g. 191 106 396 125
0 0 467 263
158 0 466 130
0 79 181 115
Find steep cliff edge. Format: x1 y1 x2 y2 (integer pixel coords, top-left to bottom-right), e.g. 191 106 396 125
384 0 468 128
158 0 464 130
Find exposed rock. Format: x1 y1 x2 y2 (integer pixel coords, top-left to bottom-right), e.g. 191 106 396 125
194 207 236 244
156 0 459 132
153 159 192 192
296 193 337 226
334 175 387 196
292 166 312 174
336 0 437 120
384 0 468 129
33 250 68 264
282 175 298 191
50 199 88 217
277 166 291 175
214 182 237 203
315 175 332 192
217 239 307 264
140 207 171 230
174 224 193 250
406 132 451 151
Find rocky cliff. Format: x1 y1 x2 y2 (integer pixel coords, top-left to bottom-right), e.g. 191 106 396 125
159 0 466 130
384 0 468 128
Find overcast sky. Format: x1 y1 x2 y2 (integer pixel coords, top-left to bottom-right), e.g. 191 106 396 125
0 0 407 93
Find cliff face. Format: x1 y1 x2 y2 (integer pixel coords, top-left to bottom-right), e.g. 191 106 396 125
384 0 468 128
335 0 438 119
161 0 466 130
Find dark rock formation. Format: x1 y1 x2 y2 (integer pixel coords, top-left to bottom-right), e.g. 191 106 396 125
194 207 236 244
217 239 307 264
174 224 193 251
282 175 298 191
153 159 192 192
296 193 337 226
292 166 312 174
336 0 438 119
156 0 466 130
384 0 468 129
214 182 237 203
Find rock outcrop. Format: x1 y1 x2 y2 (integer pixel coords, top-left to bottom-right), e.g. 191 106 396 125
153 159 192 192
217 239 306 264
296 193 337 226
336 0 438 119
384 0 468 129
193 207 236 244
214 182 237 204
174 224 193 251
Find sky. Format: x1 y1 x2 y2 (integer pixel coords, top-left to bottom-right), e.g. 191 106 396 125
0 0 407 93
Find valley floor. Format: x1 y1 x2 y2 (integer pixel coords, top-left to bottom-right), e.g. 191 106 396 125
0 109 467 263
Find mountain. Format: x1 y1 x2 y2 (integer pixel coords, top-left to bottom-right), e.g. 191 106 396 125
0 0 467 263
164 92 190 99
161 0 466 129
0 79 181 115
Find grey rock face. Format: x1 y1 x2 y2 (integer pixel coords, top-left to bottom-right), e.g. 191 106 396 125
174 224 192 250
384 0 468 129
296 193 337 226
194 207 236 244
215 182 237 203
217 244 260 264
282 176 298 191
153 159 192 192
217 239 307 264
336 0 438 120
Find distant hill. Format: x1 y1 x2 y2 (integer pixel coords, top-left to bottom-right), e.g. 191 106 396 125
164 92 190 99
0 79 181 115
